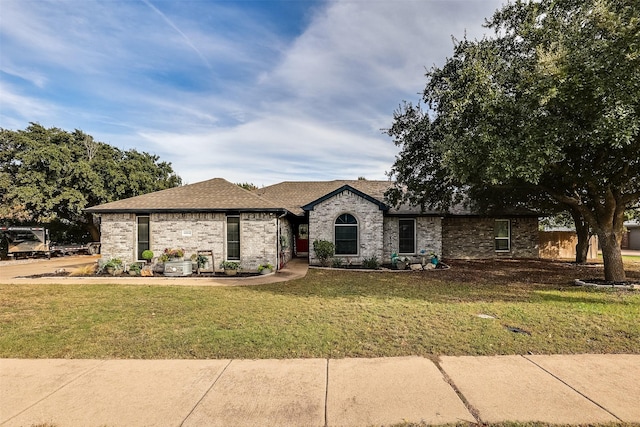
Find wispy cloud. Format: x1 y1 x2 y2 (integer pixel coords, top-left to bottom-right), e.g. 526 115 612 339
1 0 504 185
140 0 213 70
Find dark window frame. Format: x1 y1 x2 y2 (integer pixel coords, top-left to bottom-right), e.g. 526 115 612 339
334 213 358 255
227 216 240 260
136 216 150 261
398 218 416 254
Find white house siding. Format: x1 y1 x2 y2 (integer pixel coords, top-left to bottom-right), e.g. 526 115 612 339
442 217 539 259
98 212 280 271
383 217 443 264
308 190 384 265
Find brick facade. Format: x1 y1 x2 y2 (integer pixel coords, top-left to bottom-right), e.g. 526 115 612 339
99 212 284 272
383 217 442 264
308 189 384 265
442 217 539 259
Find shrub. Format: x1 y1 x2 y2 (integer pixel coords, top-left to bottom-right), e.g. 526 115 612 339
220 261 241 270
258 263 274 272
362 256 380 269
141 250 154 262
313 239 335 266
128 263 142 274
331 257 344 268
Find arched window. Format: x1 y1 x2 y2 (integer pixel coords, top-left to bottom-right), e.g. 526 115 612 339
335 213 358 255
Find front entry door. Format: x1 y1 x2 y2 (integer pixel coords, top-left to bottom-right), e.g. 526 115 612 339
296 224 309 255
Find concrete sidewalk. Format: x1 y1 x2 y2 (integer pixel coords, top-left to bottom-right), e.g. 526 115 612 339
2 354 638 427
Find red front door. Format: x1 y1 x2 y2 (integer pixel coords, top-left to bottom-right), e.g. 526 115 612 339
296 224 309 254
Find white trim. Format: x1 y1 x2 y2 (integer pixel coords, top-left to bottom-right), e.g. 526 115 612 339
494 219 511 252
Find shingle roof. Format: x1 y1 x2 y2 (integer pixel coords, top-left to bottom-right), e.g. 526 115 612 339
85 177 535 217
253 180 395 215
86 178 283 213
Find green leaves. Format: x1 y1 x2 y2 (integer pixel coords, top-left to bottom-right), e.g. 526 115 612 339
387 0 639 280
0 123 182 240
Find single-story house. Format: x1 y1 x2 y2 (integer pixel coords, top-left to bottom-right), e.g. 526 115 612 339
86 178 540 271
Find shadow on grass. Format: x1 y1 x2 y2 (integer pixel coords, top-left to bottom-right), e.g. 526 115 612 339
246 259 639 306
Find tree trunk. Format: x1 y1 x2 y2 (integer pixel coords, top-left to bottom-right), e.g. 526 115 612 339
83 214 101 242
598 230 626 282
575 227 590 264
569 208 590 264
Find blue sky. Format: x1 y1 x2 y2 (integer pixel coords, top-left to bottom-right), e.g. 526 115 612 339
1 0 504 186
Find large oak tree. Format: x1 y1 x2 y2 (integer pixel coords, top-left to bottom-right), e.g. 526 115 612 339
387 0 639 281
0 123 182 241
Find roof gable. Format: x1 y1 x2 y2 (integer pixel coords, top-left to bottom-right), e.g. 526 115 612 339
254 180 393 215
301 185 389 212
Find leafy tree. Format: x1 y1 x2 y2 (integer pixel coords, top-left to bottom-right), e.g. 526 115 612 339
387 0 639 281
0 123 182 241
237 182 258 191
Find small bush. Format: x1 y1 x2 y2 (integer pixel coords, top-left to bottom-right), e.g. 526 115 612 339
141 250 154 261
362 256 380 270
331 257 344 268
69 264 98 276
313 239 335 266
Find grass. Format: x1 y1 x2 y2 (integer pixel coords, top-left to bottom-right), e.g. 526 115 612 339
0 259 638 359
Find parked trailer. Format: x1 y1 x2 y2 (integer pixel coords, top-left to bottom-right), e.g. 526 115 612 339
0 226 100 259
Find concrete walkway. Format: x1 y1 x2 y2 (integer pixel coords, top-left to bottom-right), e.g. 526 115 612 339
0 256 310 286
1 354 638 426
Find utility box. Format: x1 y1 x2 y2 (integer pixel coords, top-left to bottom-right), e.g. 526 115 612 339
163 260 192 276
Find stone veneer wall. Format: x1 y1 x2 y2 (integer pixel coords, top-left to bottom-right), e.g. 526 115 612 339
278 216 294 265
98 212 280 271
308 190 384 265
442 217 539 259
99 213 136 263
383 217 443 263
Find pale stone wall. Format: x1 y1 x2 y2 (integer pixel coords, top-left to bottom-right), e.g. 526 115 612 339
308 190 384 265
239 212 279 271
151 212 225 268
98 211 281 271
383 216 443 264
99 213 136 263
442 217 539 259
278 216 294 265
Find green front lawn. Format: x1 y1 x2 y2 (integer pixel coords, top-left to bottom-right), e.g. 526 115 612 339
1 259 638 359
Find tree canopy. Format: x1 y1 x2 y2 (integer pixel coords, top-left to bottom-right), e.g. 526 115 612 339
0 123 182 241
387 0 639 281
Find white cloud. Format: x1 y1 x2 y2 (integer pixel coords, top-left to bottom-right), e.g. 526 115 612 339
1 0 506 186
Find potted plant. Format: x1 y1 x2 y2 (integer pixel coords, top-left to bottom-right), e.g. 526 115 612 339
160 248 184 262
128 263 141 276
141 250 154 264
196 254 209 270
103 258 123 276
220 260 241 276
391 253 409 270
257 262 274 275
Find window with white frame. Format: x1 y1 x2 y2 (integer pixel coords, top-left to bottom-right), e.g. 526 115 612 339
227 216 240 260
136 216 150 260
398 219 416 254
335 213 358 255
494 219 511 251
